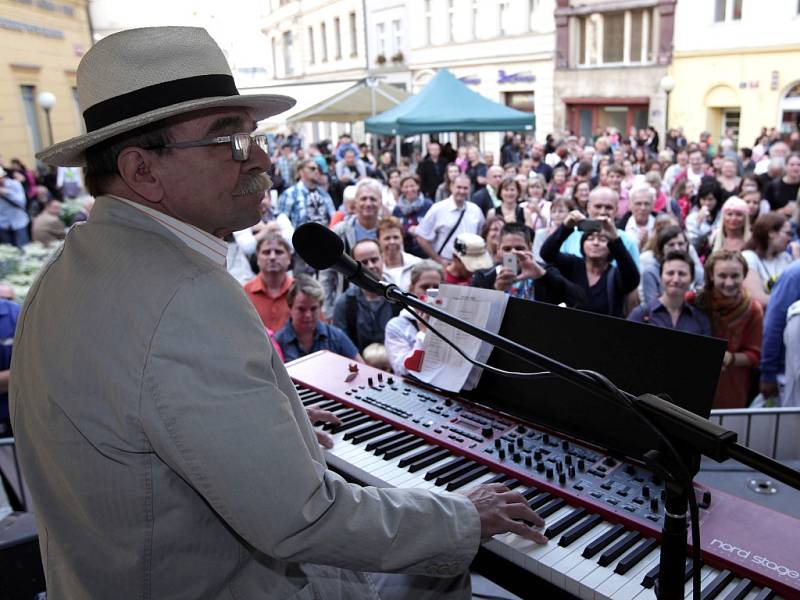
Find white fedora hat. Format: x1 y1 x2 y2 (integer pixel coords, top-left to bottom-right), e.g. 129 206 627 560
37 26 296 167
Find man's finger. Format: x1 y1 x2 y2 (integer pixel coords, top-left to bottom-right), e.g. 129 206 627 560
307 408 342 426
507 518 549 545
315 430 334 449
505 502 546 529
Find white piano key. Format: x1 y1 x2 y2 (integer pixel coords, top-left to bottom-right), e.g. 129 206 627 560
609 553 664 600
548 522 615 590
594 547 660 600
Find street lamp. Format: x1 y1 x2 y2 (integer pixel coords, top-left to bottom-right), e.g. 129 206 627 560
37 91 56 146
659 75 675 133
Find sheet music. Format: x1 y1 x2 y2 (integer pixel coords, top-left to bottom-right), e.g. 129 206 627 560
416 284 508 392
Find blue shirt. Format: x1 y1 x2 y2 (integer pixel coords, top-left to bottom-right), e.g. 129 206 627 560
628 299 711 336
275 319 358 362
352 221 377 242
559 228 640 268
277 181 336 228
0 299 20 422
761 261 800 382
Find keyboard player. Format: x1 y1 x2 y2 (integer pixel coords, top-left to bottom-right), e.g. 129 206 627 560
9 26 548 600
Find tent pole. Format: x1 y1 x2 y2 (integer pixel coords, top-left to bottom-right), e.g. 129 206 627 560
370 83 378 158
395 135 401 166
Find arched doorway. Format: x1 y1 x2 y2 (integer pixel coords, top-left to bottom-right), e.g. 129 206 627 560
704 84 740 146
779 81 800 137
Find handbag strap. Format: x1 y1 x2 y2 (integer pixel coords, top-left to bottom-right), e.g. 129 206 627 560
437 208 466 256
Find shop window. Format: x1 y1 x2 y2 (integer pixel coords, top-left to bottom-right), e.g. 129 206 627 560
282 31 294 75
504 91 534 114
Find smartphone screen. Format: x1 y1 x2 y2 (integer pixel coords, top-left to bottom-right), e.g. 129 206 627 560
502 253 519 275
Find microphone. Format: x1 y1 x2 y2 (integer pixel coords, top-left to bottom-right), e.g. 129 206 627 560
292 222 401 300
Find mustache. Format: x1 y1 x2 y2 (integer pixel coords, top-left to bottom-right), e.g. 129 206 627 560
233 172 272 197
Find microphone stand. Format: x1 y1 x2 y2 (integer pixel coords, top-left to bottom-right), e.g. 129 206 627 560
374 282 800 600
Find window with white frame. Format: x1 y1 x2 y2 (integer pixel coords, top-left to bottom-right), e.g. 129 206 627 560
334 17 342 59
282 30 293 75
425 0 432 45
349 12 358 56
307 26 315 65
714 0 742 22
391 20 402 56
271 37 278 76
471 0 479 39
376 22 386 58
577 9 655 67
321 22 328 62
447 0 455 42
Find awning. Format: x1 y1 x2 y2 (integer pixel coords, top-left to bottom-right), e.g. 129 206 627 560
287 79 409 123
241 81 355 132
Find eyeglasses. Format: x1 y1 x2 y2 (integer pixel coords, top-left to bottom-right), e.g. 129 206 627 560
145 133 268 161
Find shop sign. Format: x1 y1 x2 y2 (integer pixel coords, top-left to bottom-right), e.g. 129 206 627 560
498 69 536 84
458 75 481 85
12 0 75 17
0 17 64 38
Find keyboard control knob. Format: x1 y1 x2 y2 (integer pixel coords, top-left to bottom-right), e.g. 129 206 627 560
386 377 394 385
516 437 524 448
377 372 383 382
558 472 566 484
482 426 494 438
650 498 659 513
536 462 545 473
507 442 514 453
524 455 532 467
498 449 506 460
494 438 502 449
568 466 575 478
564 455 573 466
533 450 542 461
641 485 650 498
516 424 526 434
546 467 554 479
604 456 616 467
578 458 585 471
700 490 712 509
542 434 550 444
367 377 374 387
444 398 453 406
561 440 569 450
513 452 521 463
556 461 563 473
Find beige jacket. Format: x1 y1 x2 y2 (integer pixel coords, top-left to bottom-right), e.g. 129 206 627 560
10 196 480 600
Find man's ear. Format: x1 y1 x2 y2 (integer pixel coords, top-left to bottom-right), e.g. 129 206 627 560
116 147 164 203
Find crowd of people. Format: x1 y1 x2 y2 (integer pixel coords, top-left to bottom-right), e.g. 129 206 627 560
234 126 800 410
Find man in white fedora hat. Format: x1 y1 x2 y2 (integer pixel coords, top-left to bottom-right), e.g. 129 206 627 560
9 27 545 600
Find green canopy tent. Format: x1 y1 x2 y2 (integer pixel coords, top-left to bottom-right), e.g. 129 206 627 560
365 68 534 157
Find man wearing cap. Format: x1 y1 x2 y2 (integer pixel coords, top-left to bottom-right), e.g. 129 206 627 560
9 27 545 600
445 233 494 285
415 174 485 266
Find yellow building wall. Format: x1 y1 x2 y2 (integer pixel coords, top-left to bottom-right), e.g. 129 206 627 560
668 45 800 147
0 0 91 167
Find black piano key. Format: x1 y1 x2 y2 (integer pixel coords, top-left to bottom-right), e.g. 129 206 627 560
750 587 775 600
398 446 442 468
424 456 471 481
322 408 360 428
329 415 373 435
365 431 409 452
521 487 541 501
558 513 604 547
350 424 395 445
484 473 509 485
343 421 383 441
501 478 520 489
597 530 642 567
408 449 452 472
315 399 341 411
641 562 661 589
433 460 477 485
536 497 567 519
614 537 659 575
528 492 553 511
371 433 417 455
722 578 754 600
383 439 427 461
544 506 588 538
301 395 326 406
446 465 491 491
700 569 735 600
582 523 626 559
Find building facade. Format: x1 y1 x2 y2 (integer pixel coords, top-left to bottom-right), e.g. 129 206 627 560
669 0 800 146
553 0 676 142
0 0 92 167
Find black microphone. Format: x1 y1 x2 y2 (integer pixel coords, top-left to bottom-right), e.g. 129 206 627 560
292 222 401 300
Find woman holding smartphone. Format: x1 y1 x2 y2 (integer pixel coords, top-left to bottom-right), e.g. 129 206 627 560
540 211 640 317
